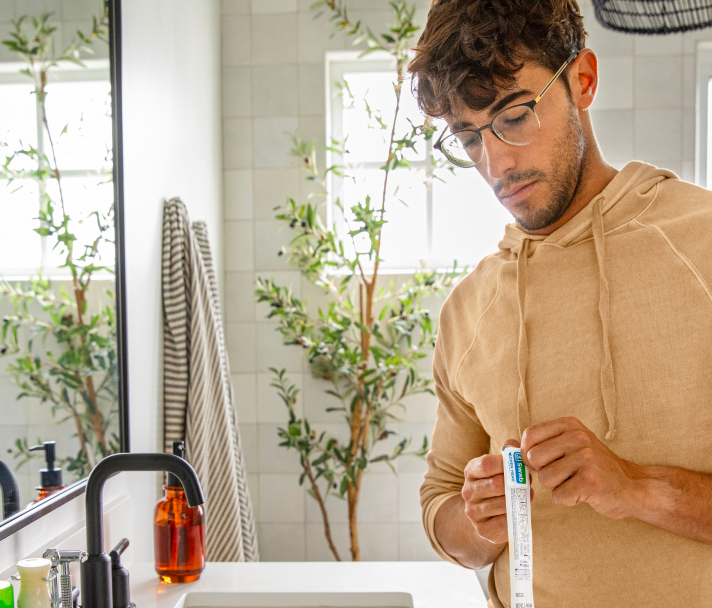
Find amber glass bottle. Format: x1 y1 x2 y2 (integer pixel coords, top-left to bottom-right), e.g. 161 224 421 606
153 442 206 583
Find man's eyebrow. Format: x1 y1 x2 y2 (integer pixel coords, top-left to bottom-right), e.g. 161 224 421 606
488 90 534 118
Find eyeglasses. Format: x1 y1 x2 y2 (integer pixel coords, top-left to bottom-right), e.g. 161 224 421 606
433 50 580 168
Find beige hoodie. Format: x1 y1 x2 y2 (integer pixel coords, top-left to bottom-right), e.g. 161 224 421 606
422 162 712 607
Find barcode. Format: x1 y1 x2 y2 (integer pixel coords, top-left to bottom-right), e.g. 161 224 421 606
515 604 533 608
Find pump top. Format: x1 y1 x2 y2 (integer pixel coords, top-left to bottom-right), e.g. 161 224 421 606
167 441 186 488
29 441 63 488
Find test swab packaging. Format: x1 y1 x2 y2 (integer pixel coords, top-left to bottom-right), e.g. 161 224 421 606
502 446 535 608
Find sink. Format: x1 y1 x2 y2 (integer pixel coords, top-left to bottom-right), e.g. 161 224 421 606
174 592 414 608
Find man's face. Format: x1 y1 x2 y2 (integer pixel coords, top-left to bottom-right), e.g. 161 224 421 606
445 62 587 233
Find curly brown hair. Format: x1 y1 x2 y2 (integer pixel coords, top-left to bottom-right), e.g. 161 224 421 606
408 0 587 118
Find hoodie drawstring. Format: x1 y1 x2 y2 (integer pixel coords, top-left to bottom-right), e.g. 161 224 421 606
515 198 617 441
516 237 532 436
591 197 617 440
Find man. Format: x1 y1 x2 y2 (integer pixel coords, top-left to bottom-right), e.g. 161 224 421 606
407 1 712 607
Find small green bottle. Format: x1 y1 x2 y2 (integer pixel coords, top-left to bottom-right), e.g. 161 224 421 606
0 580 15 608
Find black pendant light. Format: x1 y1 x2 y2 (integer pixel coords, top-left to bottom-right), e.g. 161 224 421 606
592 0 712 35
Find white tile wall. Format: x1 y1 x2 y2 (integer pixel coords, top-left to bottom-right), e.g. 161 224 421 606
222 0 712 563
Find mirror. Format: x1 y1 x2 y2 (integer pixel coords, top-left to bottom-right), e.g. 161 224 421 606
0 0 127 528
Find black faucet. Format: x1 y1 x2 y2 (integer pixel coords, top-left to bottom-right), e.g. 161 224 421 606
0 459 20 519
81 453 205 608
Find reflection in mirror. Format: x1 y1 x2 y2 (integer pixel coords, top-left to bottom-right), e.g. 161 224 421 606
0 0 119 522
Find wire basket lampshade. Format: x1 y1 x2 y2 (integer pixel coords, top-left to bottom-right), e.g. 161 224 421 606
592 0 712 34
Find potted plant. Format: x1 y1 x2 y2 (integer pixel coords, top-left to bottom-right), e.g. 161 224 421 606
255 0 460 561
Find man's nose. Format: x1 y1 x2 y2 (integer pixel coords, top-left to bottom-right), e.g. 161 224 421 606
481 128 516 180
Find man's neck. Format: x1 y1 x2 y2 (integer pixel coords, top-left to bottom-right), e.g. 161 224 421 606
521 151 618 237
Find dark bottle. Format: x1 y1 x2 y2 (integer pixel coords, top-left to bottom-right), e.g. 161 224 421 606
153 441 206 583
29 442 66 504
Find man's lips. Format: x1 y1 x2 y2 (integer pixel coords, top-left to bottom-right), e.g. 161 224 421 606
498 181 537 205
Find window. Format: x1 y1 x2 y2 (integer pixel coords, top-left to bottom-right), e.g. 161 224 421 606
0 59 113 279
326 51 512 272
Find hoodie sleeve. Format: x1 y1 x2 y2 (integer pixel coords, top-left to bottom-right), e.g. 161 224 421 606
421 294 492 567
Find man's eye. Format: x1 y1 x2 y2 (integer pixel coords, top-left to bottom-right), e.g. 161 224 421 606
504 112 528 126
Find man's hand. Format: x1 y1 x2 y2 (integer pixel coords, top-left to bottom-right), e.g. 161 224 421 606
462 439 534 544
519 416 641 519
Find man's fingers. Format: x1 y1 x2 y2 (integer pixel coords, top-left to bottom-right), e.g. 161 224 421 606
462 474 505 502
502 438 521 449
521 417 582 465
525 429 593 471
465 453 505 480
464 493 507 522
472 514 508 545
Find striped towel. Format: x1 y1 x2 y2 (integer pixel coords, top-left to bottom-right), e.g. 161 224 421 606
162 198 259 562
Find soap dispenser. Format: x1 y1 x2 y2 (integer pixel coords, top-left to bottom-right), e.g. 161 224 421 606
29 442 65 503
153 441 206 583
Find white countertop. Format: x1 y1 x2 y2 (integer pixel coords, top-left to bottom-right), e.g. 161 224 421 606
129 561 488 608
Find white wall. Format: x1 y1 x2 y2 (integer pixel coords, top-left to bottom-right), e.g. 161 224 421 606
219 0 712 563
122 0 222 561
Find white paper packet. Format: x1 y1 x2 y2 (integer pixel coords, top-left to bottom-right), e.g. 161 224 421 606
502 446 534 608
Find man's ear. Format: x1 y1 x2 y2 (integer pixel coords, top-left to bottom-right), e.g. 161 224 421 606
570 48 598 111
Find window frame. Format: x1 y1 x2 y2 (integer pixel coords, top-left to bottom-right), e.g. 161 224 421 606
0 59 112 280
326 50 441 273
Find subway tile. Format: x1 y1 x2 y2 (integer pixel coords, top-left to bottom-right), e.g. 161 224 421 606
398 377 438 423
223 67 252 118
251 0 297 13
252 66 299 117
358 473 399 522
254 219 294 270
593 57 633 110
224 220 254 271
579 0 634 57
232 373 258 424
221 0 250 15
222 15 251 66
252 116 300 168
590 109 633 160
683 55 695 109
683 107 695 162
306 480 349 523
256 371 302 423
21 0 62 18
297 11 347 63
634 108 682 161
299 63 326 116
256 322 303 372
224 169 253 220
61 0 100 21
253 168 301 220
305 522 350 561
258 474 305 523
251 14 298 65
256 523 305 560
358 523 399 560
223 118 253 169
247 473 260 518
239 423 258 472
224 271 256 323
396 422 434 473
682 160 695 184
634 55 682 109
398 473 425 522
254 270 302 320
226 322 257 373
634 33 681 56
302 372 344 424
0 0 13 21
0 375 29 425
398 522 440 561
683 28 712 54
258 422 303 473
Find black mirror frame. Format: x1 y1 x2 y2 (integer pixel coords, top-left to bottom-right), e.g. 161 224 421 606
0 0 129 542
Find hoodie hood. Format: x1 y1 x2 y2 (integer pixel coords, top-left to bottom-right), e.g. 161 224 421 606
497 161 678 441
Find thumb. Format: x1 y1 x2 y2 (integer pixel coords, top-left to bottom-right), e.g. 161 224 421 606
501 439 521 450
